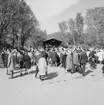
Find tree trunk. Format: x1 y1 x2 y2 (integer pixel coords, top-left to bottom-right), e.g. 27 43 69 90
21 36 25 49
12 29 15 48
73 36 76 46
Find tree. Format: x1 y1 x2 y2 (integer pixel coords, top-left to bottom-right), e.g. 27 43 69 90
25 29 47 48
85 7 104 46
18 0 39 48
0 0 39 49
68 18 76 45
85 27 97 46
58 21 68 33
75 13 84 44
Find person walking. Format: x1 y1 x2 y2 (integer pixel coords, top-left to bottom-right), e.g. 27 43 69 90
79 50 88 76
38 54 48 81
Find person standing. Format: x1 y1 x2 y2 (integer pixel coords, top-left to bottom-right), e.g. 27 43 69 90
61 49 67 69
72 49 79 73
51 49 58 67
34 49 42 78
89 49 97 69
96 50 103 64
23 51 31 74
5 49 9 69
66 50 73 73
41 49 48 65
79 50 88 76
7 49 15 78
60 49 64 67
1 50 6 68
16 51 23 75
101 50 104 75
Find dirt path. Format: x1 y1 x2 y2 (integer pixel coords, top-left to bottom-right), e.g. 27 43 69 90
0 64 104 105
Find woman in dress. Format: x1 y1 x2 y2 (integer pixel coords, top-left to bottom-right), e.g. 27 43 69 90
7 49 16 78
38 53 48 81
66 50 73 73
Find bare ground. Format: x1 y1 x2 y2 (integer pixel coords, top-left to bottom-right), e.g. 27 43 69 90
0 64 104 105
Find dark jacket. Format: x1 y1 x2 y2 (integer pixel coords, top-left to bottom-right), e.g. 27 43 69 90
89 51 96 58
62 54 67 68
23 55 31 69
79 52 88 64
41 51 48 60
51 51 58 62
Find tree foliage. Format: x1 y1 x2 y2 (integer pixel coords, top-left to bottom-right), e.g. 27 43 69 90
58 21 68 33
85 7 104 46
75 13 84 35
25 29 47 48
0 0 45 49
75 13 84 44
58 13 84 45
58 8 104 47
68 18 76 45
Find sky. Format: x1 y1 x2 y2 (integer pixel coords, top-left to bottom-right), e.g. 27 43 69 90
25 0 104 34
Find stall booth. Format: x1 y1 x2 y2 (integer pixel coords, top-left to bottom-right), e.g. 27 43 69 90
43 38 62 48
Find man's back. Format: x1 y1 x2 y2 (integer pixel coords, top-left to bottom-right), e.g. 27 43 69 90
51 51 58 61
79 52 88 64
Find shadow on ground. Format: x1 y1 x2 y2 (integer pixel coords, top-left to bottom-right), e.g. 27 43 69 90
45 72 58 81
85 70 93 76
9 70 36 79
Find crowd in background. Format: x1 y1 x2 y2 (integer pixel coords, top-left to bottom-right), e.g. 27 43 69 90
1 45 104 81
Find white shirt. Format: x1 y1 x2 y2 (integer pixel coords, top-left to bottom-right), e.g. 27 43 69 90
97 51 103 61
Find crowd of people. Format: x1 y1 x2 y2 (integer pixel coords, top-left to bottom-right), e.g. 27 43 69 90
1 46 104 81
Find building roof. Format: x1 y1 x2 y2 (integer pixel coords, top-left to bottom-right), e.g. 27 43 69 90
44 32 70 42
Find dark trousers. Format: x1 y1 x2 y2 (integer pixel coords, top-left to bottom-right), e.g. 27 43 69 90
80 63 86 76
2 58 6 67
89 58 96 69
35 64 39 78
90 61 96 69
72 64 79 73
52 61 57 67
102 64 104 73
